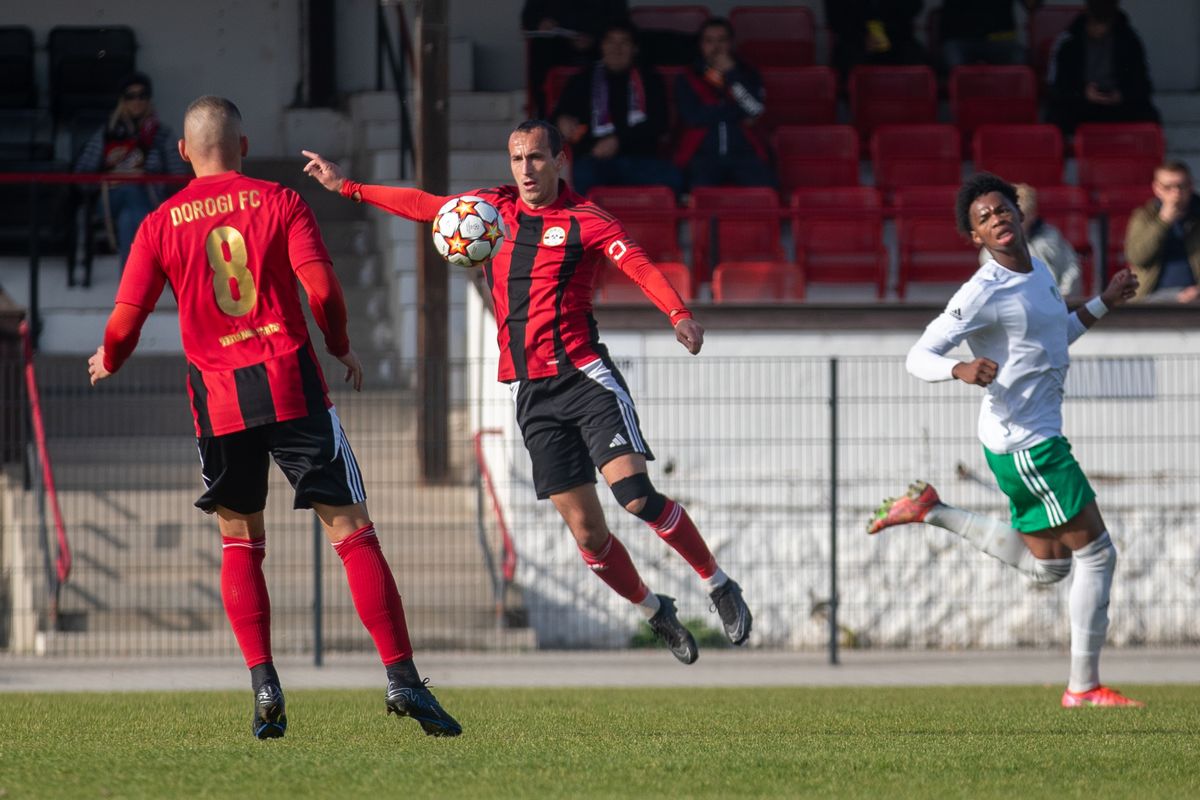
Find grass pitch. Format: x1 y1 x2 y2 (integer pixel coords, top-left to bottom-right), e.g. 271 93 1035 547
1 686 1197 799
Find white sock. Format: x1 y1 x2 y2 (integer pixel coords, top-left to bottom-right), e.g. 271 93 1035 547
1068 531 1116 693
924 504 1072 583
703 567 729 593
636 591 661 619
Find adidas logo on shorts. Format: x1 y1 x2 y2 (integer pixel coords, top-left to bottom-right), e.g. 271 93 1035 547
609 433 628 448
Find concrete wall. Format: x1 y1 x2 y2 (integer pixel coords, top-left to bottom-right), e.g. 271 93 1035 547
467 290 1200 649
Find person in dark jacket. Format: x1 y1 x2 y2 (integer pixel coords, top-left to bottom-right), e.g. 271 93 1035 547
73 72 188 274
1046 0 1159 134
673 17 773 189
826 0 929 79
553 21 682 196
939 0 1041 69
522 0 629 117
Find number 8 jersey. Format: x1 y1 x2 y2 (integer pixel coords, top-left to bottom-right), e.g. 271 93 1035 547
118 171 334 437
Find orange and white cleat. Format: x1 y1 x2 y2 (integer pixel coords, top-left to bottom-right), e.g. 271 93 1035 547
867 481 940 534
1061 685 1146 708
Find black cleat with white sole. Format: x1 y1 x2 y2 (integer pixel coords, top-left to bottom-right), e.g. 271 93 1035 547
647 594 699 664
710 578 752 646
386 678 463 737
252 681 287 739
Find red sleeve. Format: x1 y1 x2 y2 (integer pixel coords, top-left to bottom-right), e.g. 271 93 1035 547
114 223 168 311
102 302 152 373
294 260 350 357
341 180 450 221
596 218 693 325
285 190 332 268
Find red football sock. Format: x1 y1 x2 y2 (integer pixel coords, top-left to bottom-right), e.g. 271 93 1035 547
334 524 413 664
579 533 650 603
649 499 718 579
220 536 272 669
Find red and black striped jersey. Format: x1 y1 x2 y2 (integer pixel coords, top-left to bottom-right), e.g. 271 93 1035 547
114 171 334 437
342 179 692 382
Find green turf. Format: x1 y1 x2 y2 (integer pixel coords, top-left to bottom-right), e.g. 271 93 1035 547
1 686 1197 799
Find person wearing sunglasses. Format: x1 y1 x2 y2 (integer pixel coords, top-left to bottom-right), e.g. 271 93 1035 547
73 72 187 282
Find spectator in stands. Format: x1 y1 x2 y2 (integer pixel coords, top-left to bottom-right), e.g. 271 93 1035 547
1046 0 1159 134
1125 161 1200 303
522 0 629 117
553 21 681 196
674 17 773 189
939 0 1041 70
979 184 1082 296
826 0 929 79
73 72 187 272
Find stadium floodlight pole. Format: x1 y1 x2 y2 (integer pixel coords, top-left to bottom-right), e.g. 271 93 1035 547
416 0 450 482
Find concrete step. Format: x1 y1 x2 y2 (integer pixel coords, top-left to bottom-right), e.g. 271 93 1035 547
358 119 515 153
1157 92 1200 123
33 625 537 656
1165 123 1200 154
347 90 524 126
364 149 510 185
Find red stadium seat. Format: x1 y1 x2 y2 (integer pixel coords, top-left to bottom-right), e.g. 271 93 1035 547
894 186 976 298
870 124 962 197
774 125 860 195
730 6 817 68
543 66 582 118
848 66 938 146
972 124 1064 187
587 185 682 263
689 187 784 285
792 187 888 298
949 65 1039 152
1035 185 1094 294
759 67 837 129
597 261 693 303
630 5 712 33
1028 5 1084 83
1096 185 1153 279
1076 123 1165 196
712 261 805 302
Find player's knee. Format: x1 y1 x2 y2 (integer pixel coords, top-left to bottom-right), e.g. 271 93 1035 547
1075 531 1117 571
572 524 610 553
611 473 666 522
1031 558 1072 584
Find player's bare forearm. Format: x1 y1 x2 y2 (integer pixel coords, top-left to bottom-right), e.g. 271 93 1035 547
1078 268 1138 329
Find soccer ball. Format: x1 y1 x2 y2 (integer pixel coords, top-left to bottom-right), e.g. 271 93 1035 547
432 195 506 267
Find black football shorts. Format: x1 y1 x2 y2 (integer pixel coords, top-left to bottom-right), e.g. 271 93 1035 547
195 406 366 514
512 354 654 499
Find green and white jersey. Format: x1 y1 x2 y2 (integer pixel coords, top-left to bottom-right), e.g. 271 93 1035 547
907 257 1088 454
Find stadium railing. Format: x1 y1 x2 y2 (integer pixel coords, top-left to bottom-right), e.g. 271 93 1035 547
5 351 1200 660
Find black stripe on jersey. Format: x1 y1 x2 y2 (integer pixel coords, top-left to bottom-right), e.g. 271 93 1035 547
233 362 278 429
189 363 214 437
552 218 585 368
507 213 544 379
297 342 327 417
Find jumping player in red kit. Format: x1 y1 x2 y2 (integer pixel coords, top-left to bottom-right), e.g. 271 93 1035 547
87 96 461 738
302 119 752 663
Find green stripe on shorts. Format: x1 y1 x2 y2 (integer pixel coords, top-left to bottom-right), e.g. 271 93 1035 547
983 436 1096 533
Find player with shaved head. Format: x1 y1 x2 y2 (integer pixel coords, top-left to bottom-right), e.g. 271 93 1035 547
88 96 461 739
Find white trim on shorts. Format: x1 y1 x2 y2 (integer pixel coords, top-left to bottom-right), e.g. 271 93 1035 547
578 358 647 454
1014 448 1067 527
329 406 366 503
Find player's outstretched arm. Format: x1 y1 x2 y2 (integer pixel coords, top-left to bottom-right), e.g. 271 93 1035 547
301 149 447 222
1067 268 1139 342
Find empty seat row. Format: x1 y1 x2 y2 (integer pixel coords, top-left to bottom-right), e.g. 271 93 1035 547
591 182 1154 301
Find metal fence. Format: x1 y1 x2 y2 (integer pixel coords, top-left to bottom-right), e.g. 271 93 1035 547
3 351 1199 659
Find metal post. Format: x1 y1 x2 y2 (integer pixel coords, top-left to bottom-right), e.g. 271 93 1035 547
28 182 40 348
312 513 324 667
828 357 840 666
